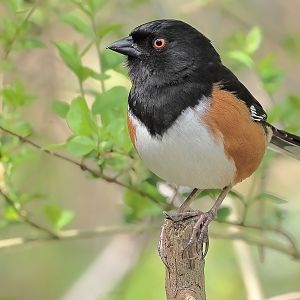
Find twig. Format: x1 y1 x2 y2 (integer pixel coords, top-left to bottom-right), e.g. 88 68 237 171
90 15 105 93
0 127 297 256
1 223 299 260
0 190 58 238
218 220 299 255
213 229 300 259
0 125 101 176
0 126 164 207
0 223 159 249
1 127 297 253
3 1 40 59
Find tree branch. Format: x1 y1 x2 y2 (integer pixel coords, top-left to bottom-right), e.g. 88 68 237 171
1 130 299 262
157 217 300 299
159 217 206 300
0 223 157 249
0 221 299 263
217 220 299 255
213 229 300 259
0 126 165 208
0 190 58 238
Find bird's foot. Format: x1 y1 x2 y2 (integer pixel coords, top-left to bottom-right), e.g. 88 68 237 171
165 208 217 259
184 208 217 258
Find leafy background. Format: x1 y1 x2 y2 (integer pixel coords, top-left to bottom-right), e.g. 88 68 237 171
0 0 300 299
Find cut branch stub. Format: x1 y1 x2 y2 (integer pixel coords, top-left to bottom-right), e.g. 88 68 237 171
159 216 206 300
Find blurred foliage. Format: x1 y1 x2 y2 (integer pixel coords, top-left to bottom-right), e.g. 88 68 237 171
1 0 299 233
0 0 300 299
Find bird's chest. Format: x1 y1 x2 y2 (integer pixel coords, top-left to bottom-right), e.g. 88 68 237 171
128 104 237 189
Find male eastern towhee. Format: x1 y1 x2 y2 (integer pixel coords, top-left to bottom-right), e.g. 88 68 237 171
108 19 300 251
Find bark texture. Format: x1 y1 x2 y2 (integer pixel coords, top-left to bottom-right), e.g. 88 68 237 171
159 217 206 300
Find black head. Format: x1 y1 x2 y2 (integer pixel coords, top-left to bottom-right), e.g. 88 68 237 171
108 19 221 86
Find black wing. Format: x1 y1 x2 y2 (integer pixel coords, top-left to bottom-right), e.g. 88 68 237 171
211 64 267 122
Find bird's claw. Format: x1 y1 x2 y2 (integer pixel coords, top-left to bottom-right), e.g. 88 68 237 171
182 209 216 260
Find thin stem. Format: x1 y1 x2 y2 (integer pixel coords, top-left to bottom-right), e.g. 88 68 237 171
0 190 58 238
217 220 299 255
79 80 85 98
80 41 94 57
1 2 40 112
0 223 299 261
0 126 165 208
90 15 105 92
3 1 40 59
213 230 300 259
0 223 158 249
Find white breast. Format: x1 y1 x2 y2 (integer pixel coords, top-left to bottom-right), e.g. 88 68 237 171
129 100 236 189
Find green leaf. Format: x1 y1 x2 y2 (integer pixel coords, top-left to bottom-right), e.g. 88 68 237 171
124 189 161 222
245 26 262 54
19 192 45 204
90 72 110 81
254 192 287 204
227 50 254 67
98 140 113 152
61 13 93 38
140 180 166 204
101 51 124 72
1 80 34 108
67 96 97 135
78 66 99 82
55 43 99 81
268 95 300 124
1 17 17 43
52 100 70 118
228 190 245 205
44 205 74 230
217 207 231 221
282 34 300 56
87 0 107 11
12 121 32 137
55 42 82 79
104 155 126 171
257 56 284 93
92 86 128 124
4 206 20 221
97 23 122 38
67 135 95 156
198 189 220 199
7 0 24 11
15 38 45 50
55 41 81 69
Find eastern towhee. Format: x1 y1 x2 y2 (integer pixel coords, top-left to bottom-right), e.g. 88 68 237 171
108 19 300 252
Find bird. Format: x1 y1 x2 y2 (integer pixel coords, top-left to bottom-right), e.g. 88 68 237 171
108 19 300 254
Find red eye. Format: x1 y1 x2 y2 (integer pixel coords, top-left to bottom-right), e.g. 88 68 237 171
153 38 167 49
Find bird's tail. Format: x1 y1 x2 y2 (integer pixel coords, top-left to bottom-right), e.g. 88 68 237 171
267 124 300 160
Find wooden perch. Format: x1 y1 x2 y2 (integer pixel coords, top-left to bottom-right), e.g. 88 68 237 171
158 216 206 300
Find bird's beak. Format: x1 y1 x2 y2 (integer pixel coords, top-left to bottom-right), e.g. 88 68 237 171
107 36 141 58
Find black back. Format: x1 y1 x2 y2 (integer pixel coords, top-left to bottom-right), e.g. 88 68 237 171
129 62 268 137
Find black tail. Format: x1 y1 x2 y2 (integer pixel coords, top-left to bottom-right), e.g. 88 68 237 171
268 124 300 160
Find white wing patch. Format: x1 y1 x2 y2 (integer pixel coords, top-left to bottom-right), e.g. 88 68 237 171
250 105 267 121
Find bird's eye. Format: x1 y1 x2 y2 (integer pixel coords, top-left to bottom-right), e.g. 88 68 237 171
152 38 167 49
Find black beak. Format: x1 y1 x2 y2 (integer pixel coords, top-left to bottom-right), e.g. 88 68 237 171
107 36 141 58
